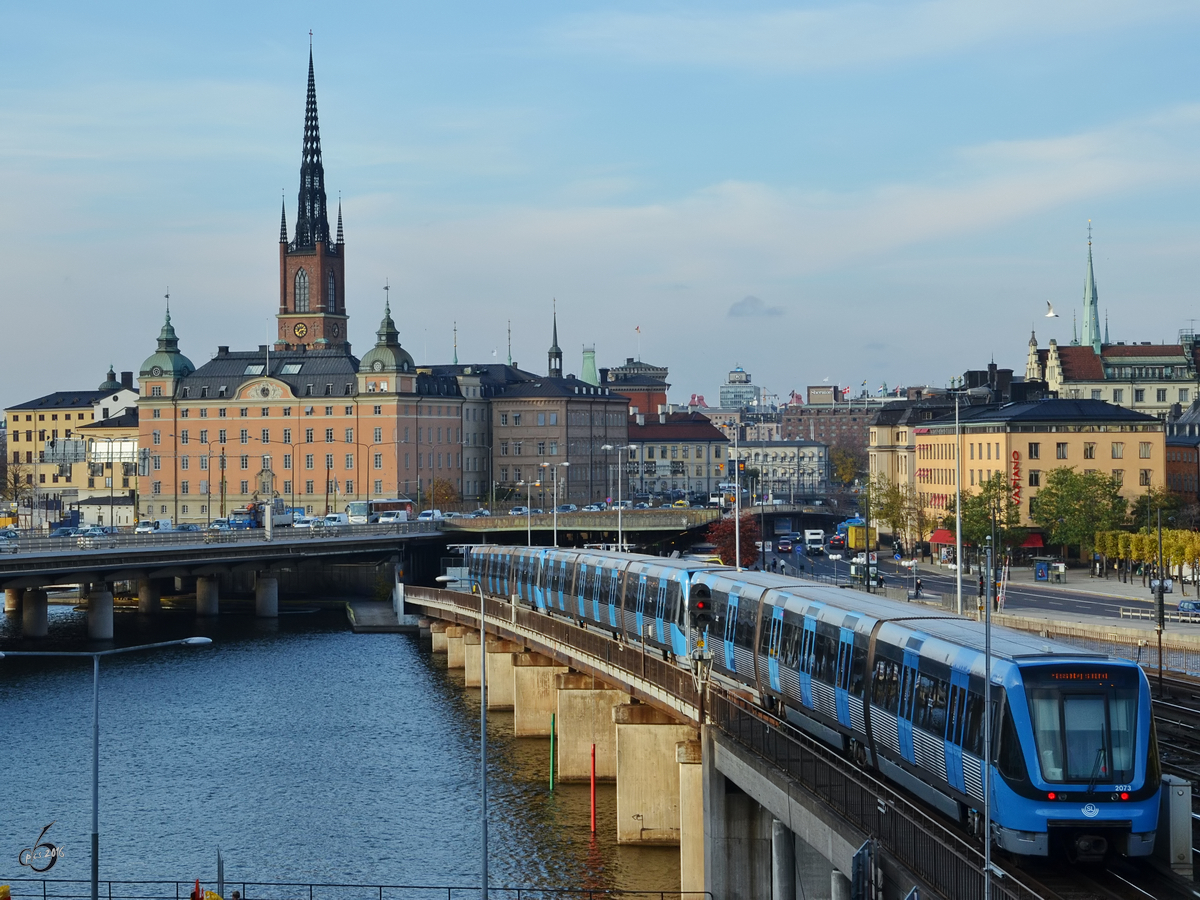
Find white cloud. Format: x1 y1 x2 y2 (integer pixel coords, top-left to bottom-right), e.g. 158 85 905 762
551 0 1195 73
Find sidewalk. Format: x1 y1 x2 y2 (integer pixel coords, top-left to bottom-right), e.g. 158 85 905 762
919 559 1182 605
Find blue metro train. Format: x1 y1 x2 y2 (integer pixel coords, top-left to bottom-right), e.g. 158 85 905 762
467 545 1161 861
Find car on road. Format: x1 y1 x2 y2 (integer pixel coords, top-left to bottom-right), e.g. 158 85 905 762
776 536 793 552
633 501 651 509
1179 600 1200 614
530 508 545 515
581 503 604 512
509 506 530 516
378 511 408 524
417 509 444 521
77 527 116 549
208 519 231 531
555 504 578 513
471 508 491 517
49 526 80 538
175 523 202 533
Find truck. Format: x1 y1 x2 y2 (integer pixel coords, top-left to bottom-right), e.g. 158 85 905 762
228 499 293 529
803 530 825 554
846 524 878 552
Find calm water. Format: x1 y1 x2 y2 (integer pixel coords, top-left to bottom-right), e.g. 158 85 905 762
0 605 679 891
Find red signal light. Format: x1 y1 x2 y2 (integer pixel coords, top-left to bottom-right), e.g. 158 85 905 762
1120 792 1129 800
1047 792 1056 800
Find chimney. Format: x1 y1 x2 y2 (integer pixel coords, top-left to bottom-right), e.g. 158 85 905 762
599 367 609 384
636 414 644 425
218 346 229 357
626 357 634 365
120 371 133 389
659 412 666 424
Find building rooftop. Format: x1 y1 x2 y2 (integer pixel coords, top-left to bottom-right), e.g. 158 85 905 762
627 412 728 442
923 398 1161 429
7 390 108 412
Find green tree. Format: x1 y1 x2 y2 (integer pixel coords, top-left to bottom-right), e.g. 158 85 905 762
943 472 1026 551
1030 467 1127 557
1129 486 1180 530
868 475 908 550
830 446 863 488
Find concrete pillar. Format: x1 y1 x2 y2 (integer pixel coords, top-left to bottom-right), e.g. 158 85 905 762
87 589 114 641
137 577 161 615
5 587 22 614
485 640 522 709
196 576 220 616
703 725 773 900
418 617 433 641
22 589 48 638
613 704 698 844
512 652 569 736
678 739 705 897
255 574 279 618
430 620 449 652
772 820 796 900
555 673 629 780
831 870 850 900
446 625 467 669
464 631 482 687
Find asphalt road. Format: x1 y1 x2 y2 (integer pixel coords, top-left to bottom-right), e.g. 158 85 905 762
760 545 1162 620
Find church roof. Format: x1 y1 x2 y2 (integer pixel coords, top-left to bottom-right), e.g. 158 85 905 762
178 347 359 398
359 302 415 374
140 308 196 378
290 49 332 250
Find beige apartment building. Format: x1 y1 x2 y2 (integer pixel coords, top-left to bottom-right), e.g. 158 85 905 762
908 399 1164 526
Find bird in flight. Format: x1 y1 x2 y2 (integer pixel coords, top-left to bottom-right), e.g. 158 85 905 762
1045 301 1060 318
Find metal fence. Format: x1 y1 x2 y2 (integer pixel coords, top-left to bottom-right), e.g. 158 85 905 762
710 694 1046 900
0 880 710 900
993 614 1200 677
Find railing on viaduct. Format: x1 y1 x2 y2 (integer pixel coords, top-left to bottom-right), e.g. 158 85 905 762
409 586 1050 900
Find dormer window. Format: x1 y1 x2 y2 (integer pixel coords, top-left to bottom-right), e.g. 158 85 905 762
218 386 227 398
181 388 190 398
305 384 313 396
325 384 333 396
281 363 303 375
244 365 265 376
201 387 209 398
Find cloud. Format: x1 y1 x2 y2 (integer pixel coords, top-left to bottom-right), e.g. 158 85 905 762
551 1 1194 73
728 295 783 318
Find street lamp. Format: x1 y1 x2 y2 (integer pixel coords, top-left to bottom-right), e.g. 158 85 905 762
545 461 570 547
0 637 213 900
517 479 539 547
436 571 487 900
601 444 630 551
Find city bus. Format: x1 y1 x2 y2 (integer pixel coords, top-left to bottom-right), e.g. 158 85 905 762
346 497 414 525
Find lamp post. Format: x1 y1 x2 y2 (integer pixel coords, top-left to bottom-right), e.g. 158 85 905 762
0 637 213 900
601 444 629 551
436 572 487 900
517 479 539 546
734 428 742 572
549 461 570 547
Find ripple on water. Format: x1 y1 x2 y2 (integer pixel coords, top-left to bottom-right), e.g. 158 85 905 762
0 605 679 891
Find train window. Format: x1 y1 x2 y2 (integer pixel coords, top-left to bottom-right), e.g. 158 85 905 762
709 591 729 636
961 692 984 756
735 596 757 648
812 631 837 684
668 579 683 627
759 617 773 655
780 622 801 669
848 645 867 697
997 696 1028 782
872 658 900 713
912 674 949 735
835 641 851 689
800 628 816 675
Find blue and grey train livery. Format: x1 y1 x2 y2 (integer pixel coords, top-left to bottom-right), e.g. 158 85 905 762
464 546 1160 861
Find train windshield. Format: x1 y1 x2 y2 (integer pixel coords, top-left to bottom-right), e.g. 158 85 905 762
1021 664 1139 785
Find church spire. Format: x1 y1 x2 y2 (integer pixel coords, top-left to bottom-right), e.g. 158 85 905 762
336 201 344 245
453 321 459 366
548 300 563 378
1081 221 1101 353
279 197 288 243
293 47 330 248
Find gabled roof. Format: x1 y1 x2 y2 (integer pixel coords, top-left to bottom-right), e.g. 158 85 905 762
1054 346 1105 380
178 348 360 399
627 412 728 442
495 375 625 401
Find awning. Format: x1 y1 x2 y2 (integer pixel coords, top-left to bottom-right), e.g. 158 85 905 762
929 528 955 544
1021 533 1044 548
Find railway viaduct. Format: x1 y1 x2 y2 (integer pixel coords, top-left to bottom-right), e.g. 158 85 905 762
406 584 1037 900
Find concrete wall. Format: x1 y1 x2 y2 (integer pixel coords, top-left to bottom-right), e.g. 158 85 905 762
613 704 697 844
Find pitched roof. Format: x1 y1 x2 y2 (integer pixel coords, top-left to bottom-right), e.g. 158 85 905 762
927 398 1160 428
495 375 626 401
1054 346 1105 380
627 412 728 442
1102 343 1186 359
179 348 360 399
8 390 107 412
78 410 139 430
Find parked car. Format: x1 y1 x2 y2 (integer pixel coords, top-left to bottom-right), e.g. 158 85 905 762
509 506 530 516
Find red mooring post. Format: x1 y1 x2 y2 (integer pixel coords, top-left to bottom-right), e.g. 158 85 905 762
590 743 597 833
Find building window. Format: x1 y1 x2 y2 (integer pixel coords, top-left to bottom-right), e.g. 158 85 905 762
199 456 209 470
325 428 334 442
240 429 249 444
537 441 546 456
180 456 190 470
374 480 383 494
1113 389 1124 404
295 268 309 312
1140 442 1152 458
305 480 314 494
283 481 292 494
181 481 189 495
549 441 558 455
305 454 314 470
283 428 292 444
152 481 161 494
1140 469 1152 486
240 455 249 470
1083 442 1095 459
284 454 292 469
325 454 334 469
151 408 161 418
500 414 508 426
374 427 382 443
240 480 249 494
501 442 508 456
305 428 313 443
345 428 353 443
1028 442 1039 459
152 455 161 470
1111 442 1124 459
152 430 161 445
550 413 558 425
513 414 521 426
150 386 162 397
345 454 354 469
374 453 383 469
260 429 269 444
1157 389 1168 403
327 271 336 311
514 442 522 456
1028 470 1040 487
1113 469 1124 484
1091 390 1102 400
1134 389 1145 403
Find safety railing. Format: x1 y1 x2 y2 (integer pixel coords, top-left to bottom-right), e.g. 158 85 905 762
0 879 711 900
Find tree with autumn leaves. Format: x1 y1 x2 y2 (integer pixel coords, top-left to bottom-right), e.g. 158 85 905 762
705 513 762 569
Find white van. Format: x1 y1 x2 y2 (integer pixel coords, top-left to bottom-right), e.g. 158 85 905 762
417 509 444 521
804 530 825 555
323 513 349 527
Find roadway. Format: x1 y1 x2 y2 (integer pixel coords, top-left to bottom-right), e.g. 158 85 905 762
761 544 1165 621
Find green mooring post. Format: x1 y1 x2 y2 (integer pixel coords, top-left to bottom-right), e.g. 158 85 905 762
549 712 556 791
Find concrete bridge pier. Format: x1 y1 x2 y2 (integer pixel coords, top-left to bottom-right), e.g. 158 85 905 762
255 574 279 618
464 631 482 687
5 587 22 615
831 871 850 900
485 639 523 709
22 589 48 638
703 727 774 900
613 703 697 844
512 652 569 736
678 739 705 896
87 587 114 640
555 673 628 781
430 620 449 652
772 820 796 900
196 576 220 616
445 625 467 669
418 618 432 641
137 577 161 615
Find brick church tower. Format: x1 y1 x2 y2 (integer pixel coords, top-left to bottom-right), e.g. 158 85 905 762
276 49 348 351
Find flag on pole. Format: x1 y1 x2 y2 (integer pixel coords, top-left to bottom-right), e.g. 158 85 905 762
635 325 641 333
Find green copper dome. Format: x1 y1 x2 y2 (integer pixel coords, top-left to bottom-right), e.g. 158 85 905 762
140 308 195 378
359 302 414 375
98 365 122 392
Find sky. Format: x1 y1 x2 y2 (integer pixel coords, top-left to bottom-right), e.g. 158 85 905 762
3 1 1200 409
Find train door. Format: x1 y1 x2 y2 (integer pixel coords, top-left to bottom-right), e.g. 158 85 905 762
533 553 547 610
797 616 816 708
669 577 688 657
590 563 603 622
606 566 621 628
834 628 854 729
765 607 784 693
897 649 920 764
501 552 512 598
556 557 568 611
576 563 588 618
722 591 739 673
653 576 669 645
944 664 970 794
634 574 649 638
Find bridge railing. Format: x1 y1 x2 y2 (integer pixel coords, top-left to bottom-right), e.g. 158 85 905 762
0 879 711 900
443 510 720 531
710 693 1045 900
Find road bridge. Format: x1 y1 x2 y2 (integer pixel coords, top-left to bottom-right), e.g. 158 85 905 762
407 585 1048 900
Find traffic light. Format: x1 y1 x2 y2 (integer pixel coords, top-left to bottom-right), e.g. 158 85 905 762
693 597 714 632
737 460 746 474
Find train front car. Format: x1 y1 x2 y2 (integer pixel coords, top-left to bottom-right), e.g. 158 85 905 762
996 657 1160 861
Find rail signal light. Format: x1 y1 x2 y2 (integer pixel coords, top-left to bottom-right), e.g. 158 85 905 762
693 597 713 631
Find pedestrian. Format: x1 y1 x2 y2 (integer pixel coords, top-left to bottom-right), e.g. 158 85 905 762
915 578 922 598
